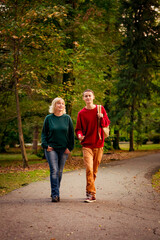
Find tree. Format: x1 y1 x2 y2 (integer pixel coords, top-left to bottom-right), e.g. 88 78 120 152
0 92 17 152
116 0 160 151
0 0 68 166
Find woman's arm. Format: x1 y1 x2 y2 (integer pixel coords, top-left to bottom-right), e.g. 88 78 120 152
41 117 49 149
67 116 75 151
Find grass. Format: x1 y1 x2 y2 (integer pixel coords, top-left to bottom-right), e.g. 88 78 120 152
0 154 41 168
119 143 160 151
0 153 40 161
0 169 50 196
152 170 160 193
0 149 50 195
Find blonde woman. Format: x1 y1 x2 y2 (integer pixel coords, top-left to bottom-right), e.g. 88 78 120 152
41 98 74 202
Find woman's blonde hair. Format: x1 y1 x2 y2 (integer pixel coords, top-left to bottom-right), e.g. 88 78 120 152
49 97 66 114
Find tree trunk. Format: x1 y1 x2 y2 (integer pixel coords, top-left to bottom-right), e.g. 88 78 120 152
13 34 28 168
63 72 75 115
129 102 135 151
0 136 7 153
62 0 76 115
129 128 134 151
32 125 39 154
15 83 29 168
113 129 120 150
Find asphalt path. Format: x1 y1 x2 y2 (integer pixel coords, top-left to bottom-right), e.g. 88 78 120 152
0 153 160 240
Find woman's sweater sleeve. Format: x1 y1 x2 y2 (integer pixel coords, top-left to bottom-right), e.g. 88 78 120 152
68 116 75 151
41 117 49 149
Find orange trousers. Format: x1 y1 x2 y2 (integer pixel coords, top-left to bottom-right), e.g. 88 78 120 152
82 147 103 196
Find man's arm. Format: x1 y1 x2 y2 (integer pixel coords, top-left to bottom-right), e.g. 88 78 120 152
100 106 111 127
75 113 85 141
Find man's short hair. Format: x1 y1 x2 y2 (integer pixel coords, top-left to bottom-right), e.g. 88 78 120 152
83 89 94 96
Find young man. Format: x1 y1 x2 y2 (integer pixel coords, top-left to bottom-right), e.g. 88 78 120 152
75 89 110 203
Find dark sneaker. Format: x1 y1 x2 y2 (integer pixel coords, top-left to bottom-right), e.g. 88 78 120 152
84 195 96 203
52 196 60 202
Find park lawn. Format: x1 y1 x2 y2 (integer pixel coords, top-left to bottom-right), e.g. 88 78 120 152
152 170 160 193
0 153 40 161
0 169 50 196
119 143 160 151
0 151 49 195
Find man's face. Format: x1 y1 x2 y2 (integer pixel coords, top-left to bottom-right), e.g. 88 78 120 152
83 91 95 104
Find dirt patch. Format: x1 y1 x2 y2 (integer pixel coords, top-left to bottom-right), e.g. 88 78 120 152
0 162 49 173
102 150 160 163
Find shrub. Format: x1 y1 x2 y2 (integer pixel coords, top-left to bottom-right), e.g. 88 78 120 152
36 148 46 159
119 136 129 142
104 138 113 152
151 134 160 144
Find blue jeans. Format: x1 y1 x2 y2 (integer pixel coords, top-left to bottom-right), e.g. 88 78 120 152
45 149 68 198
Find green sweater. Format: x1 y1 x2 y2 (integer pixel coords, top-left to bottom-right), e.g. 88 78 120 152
41 114 74 151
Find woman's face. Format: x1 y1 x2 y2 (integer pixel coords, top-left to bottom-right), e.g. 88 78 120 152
55 100 65 112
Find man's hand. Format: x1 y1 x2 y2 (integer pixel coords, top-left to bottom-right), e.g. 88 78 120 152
97 113 103 118
78 134 85 142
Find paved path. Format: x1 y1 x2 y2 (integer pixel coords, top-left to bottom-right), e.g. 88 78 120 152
0 153 160 240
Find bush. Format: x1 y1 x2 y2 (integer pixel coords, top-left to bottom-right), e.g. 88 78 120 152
135 133 148 146
36 148 46 159
150 134 160 144
74 136 82 149
119 136 129 142
104 138 113 152
142 138 148 144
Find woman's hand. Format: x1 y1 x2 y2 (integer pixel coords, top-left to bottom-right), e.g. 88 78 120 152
64 148 71 154
47 146 53 152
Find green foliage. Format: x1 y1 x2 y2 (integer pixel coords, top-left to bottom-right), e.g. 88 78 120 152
113 0 160 150
117 0 159 101
150 134 160 144
36 148 45 159
0 0 159 153
103 138 113 152
0 1 68 91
